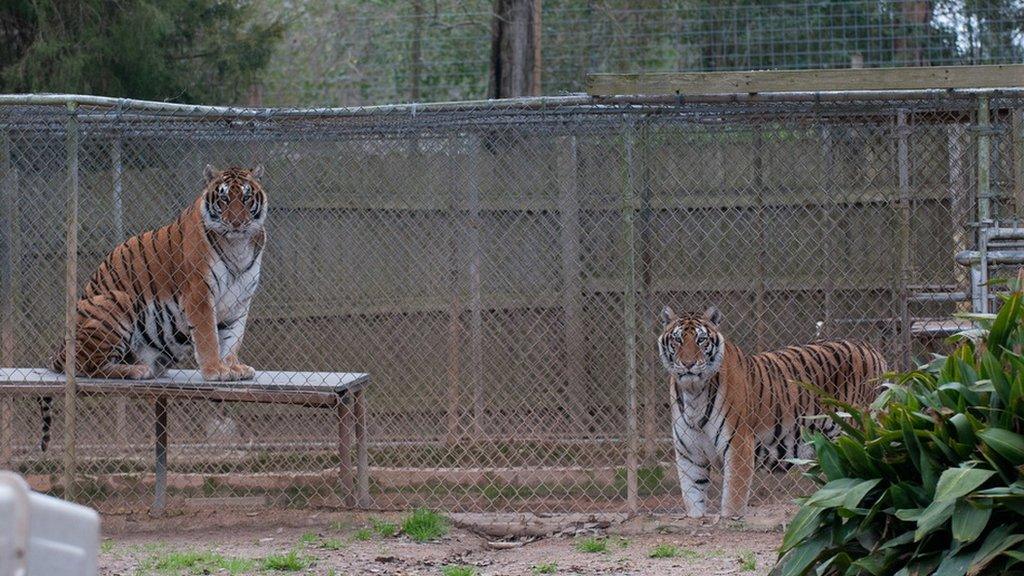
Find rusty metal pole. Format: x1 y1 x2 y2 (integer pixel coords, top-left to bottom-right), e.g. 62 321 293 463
63 102 80 499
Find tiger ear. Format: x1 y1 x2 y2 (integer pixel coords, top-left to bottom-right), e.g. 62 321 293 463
250 164 265 180
660 306 677 326
704 306 722 326
204 164 218 184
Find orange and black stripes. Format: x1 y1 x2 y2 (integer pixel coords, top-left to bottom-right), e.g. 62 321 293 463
658 305 887 518
43 165 268 451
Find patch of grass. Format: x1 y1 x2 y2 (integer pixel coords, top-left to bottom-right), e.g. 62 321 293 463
141 549 254 575
402 508 448 542
441 565 477 576
648 544 680 559
329 520 350 532
575 537 608 553
739 550 757 571
261 550 311 572
615 537 629 548
371 518 398 538
100 539 115 554
298 531 319 546
532 562 558 574
353 528 373 541
320 537 344 551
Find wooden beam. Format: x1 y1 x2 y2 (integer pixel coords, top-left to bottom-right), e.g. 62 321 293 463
587 65 1024 97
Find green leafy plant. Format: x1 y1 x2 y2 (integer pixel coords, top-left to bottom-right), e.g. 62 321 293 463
141 549 254 574
353 528 373 541
532 562 558 574
649 544 680 558
739 550 756 571
402 508 448 542
774 280 1024 576
320 537 344 551
575 537 608 553
441 565 477 576
261 549 311 572
371 518 398 538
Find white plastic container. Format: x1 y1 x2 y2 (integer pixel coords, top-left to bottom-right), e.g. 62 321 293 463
0 471 100 576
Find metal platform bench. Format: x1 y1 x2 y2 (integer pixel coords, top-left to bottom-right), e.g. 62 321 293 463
0 368 370 514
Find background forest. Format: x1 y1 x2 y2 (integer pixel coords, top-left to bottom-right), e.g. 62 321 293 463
1 0 1022 106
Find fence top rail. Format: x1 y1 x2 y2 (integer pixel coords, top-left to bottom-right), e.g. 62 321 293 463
2 87 1024 120
587 64 1024 97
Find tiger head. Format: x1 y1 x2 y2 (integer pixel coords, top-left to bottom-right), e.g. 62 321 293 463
657 306 726 389
201 165 268 238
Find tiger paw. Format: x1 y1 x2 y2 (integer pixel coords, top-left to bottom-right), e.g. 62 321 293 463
201 363 242 382
228 363 255 380
127 364 155 380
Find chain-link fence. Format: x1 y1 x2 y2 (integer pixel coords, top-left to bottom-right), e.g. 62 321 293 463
0 89 1021 517
261 0 1024 106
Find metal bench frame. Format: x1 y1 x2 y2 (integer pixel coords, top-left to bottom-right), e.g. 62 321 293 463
0 368 370 514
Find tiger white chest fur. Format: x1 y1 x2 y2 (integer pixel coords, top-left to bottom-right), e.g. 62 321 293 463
209 237 263 323
130 233 263 376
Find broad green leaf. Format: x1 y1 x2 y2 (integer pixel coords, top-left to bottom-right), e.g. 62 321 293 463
770 534 829 576
933 549 974 576
978 428 1024 465
914 499 955 541
988 292 1021 354
851 549 897 576
879 531 915 550
895 507 923 522
969 525 1024 575
811 433 844 481
836 436 877 477
779 506 823 555
952 498 992 543
982 350 1011 404
934 467 995 502
1004 550 1024 562
805 478 879 509
948 413 976 446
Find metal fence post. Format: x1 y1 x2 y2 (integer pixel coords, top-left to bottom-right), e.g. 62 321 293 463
637 121 658 465
0 127 16 468
753 130 767 350
445 134 463 443
622 120 640 514
819 124 837 338
1014 109 1023 221
977 96 992 312
111 132 129 449
466 134 484 439
63 101 80 499
948 123 970 312
557 134 586 434
896 109 912 369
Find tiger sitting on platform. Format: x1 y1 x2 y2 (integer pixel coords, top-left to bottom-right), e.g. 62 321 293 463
656 305 886 519
42 165 267 450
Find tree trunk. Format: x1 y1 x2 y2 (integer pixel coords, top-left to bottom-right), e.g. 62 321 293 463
488 0 541 99
411 0 424 101
895 1 932 66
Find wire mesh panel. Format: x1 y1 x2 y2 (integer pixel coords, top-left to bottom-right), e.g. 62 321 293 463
0 91 1020 517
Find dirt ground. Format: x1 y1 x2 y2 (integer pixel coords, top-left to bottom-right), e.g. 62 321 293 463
98 509 786 575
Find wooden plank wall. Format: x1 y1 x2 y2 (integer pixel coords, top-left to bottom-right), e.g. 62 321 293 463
0 102 1011 454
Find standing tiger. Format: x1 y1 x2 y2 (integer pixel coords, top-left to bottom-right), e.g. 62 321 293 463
657 306 886 519
41 165 268 451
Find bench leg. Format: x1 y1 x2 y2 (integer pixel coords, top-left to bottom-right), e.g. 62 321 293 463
354 389 369 509
337 395 354 508
0 394 11 468
152 397 168 516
